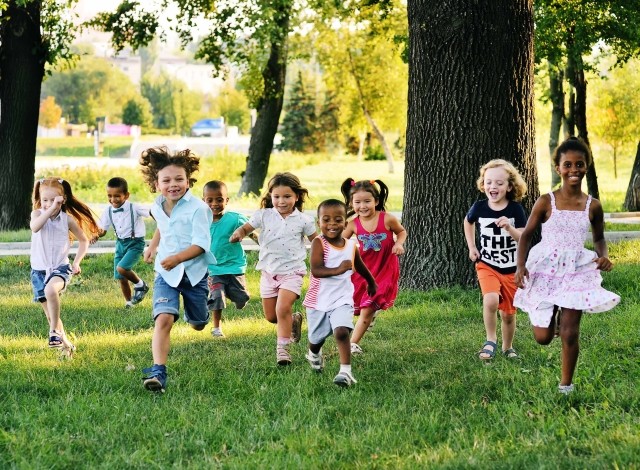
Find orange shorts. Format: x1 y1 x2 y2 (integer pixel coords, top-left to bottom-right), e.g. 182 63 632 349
475 262 517 315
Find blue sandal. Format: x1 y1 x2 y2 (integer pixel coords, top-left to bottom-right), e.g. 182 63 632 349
478 340 497 360
48 331 63 348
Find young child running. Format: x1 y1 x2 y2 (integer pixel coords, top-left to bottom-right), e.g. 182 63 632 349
303 199 377 387
95 177 150 308
340 178 406 354
140 147 215 392
230 172 317 366
463 159 528 361
203 180 252 338
514 137 620 394
30 177 100 357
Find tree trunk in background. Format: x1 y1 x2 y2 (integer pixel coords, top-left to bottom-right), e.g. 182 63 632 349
403 0 538 288
623 142 640 211
548 63 563 189
238 8 290 196
573 67 599 200
0 1 45 230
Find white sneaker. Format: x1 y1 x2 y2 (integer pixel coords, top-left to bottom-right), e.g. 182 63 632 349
125 301 134 309
305 351 324 372
350 343 363 354
333 370 357 387
558 384 575 395
211 328 225 337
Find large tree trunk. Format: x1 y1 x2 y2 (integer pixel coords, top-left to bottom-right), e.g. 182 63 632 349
238 8 290 196
623 142 640 211
548 62 563 189
0 1 45 230
573 66 599 199
403 0 538 289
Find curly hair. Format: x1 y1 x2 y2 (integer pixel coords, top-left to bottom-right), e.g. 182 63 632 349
32 177 100 240
260 172 309 211
552 136 592 167
475 159 527 202
139 147 200 192
340 178 389 217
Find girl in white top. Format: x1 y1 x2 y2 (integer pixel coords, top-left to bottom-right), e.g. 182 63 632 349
30 178 100 356
230 173 317 366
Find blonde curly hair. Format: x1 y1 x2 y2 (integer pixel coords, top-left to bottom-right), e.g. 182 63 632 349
475 159 527 202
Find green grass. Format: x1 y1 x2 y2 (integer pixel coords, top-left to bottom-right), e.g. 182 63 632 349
0 244 639 467
36 136 135 157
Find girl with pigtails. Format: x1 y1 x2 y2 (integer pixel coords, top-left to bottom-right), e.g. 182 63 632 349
30 177 100 357
341 178 407 354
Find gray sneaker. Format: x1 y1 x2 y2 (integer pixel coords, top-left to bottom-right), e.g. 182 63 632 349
131 281 149 305
276 344 292 366
305 350 324 372
291 312 303 343
333 370 357 388
558 383 574 395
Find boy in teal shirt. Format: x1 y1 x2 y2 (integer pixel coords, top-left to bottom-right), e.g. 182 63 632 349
203 180 253 337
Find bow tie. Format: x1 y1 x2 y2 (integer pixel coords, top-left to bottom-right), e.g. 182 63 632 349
112 207 125 213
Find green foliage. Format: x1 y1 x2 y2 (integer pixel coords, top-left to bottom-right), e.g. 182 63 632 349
213 84 251 134
0 243 639 466
36 137 133 158
364 145 386 161
122 97 152 127
41 56 137 125
278 72 318 152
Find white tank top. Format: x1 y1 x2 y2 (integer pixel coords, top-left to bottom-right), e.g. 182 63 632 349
30 211 70 273
303 237 357 311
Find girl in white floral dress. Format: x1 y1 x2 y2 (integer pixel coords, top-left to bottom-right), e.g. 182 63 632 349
514 137 620 395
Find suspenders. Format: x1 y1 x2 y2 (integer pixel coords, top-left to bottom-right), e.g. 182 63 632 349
108 204 136 239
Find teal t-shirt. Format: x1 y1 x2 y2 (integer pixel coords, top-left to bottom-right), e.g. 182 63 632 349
208 211 249 275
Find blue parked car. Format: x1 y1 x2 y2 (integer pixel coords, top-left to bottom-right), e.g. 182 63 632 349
191 118 226 137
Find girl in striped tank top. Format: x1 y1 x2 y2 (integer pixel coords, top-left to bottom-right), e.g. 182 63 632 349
30 177 100 357
303 200 377 387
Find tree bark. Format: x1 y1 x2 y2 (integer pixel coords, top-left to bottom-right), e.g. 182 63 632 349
573 66 599 199
623 142 640 211
238 8 290 196
548 62 563 189
0 1 45 230
347 49 395 173
403 0 538 289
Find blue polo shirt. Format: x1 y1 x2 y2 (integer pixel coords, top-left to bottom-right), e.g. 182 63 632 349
151 189 216 287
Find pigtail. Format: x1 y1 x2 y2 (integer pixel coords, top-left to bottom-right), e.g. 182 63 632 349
374 179 389 212
60 180 100 239
340 178 355 205
32 180 43 209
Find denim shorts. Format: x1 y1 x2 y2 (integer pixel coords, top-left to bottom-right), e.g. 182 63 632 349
306 304 354 345
31 264 73 302
114 237 145 279
207 274 250 311
152 273 210 326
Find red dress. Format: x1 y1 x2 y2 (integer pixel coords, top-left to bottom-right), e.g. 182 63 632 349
352 211 399 314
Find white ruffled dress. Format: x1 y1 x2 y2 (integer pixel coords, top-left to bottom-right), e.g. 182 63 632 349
514 192 620 327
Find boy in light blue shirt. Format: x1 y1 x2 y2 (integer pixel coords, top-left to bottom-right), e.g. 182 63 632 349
202 180 253 338
139 147 215 393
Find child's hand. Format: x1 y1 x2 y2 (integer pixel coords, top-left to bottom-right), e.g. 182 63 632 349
594 256 613 272
71 262 81 275
89 235 99 245
392 242 405 255
144 247 156 264
229 230 243 243
468 248 480 262
160 255 180 271
495 216 511 230
367 280 378 297
514 266 528 288
337 259 353 274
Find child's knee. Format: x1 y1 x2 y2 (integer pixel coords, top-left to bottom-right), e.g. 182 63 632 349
500 311 516 324
334 326 350 342
483 293 500 310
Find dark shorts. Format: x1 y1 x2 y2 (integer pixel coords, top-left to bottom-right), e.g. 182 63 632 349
152 273 210 326
207 274 250 311
31 264 73 302
114 237 145 279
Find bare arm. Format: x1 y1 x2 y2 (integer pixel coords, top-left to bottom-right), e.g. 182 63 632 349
144 228 160 263
341 220 355 240
590 199 613 271
309 238 351 278
463 217 480 262
30 196 64 232
68 217 89 274
160 245 205 271
514 196 549 287
230 222 255 243
385 213 407 255
495 216 524 241
354 247 377 296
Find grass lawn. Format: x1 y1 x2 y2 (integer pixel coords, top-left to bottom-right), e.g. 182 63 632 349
1 241 639 468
